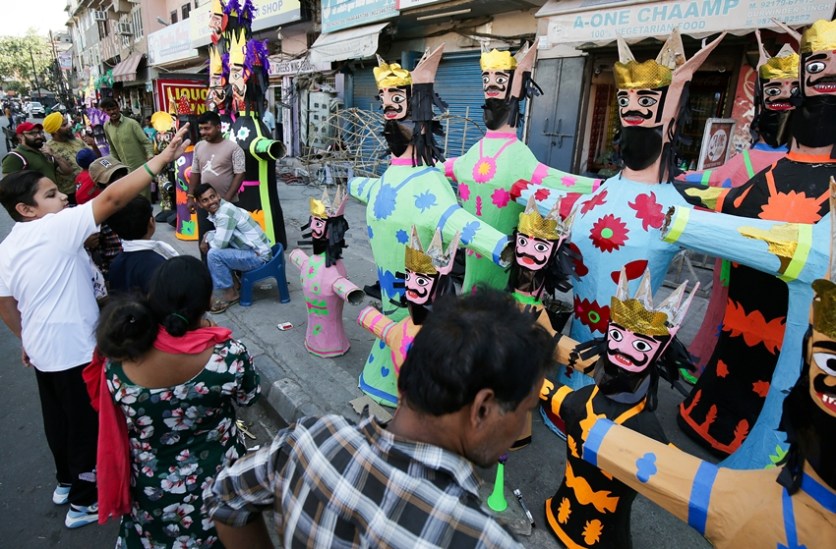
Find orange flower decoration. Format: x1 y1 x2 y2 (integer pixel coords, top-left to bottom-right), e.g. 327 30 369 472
583 519 604 545
759 190 826 223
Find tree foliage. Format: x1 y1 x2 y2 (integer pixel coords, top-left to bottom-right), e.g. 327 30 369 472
0 29 57 94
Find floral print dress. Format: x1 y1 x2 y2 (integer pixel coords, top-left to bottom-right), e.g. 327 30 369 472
107 339 261 548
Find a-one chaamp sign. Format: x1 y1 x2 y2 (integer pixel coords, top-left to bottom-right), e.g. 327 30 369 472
155 79 209 115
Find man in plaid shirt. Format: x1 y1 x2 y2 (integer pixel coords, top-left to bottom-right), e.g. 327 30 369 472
203 289 552 548
195 183 272 313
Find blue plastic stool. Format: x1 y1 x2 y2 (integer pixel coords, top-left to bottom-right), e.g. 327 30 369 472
239 243 291 307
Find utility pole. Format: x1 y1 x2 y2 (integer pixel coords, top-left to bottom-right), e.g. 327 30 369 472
49 30 71 109
29 46 42 101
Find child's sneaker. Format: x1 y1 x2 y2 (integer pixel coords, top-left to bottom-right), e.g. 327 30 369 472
52 484 71 505
65 502 98 529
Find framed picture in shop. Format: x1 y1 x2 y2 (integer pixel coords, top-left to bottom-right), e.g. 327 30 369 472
696 118 736 171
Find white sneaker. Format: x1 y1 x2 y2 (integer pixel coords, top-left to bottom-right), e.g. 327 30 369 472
52 484 71 505
65 502 98 529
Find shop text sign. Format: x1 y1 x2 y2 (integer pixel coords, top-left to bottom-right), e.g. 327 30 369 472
268 56 332 76
547 0 836 44
155 79 209 115
321 0 398 33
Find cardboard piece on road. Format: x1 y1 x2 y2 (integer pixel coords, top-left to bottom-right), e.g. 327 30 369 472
349 395 393 423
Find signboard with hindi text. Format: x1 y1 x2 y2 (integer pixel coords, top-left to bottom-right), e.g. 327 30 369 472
321 0 398 33
541 0 836 46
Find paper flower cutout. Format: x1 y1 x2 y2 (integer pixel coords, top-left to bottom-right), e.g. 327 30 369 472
590 214 629 253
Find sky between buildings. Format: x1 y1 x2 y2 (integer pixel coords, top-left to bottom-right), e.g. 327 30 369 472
2 0 69 38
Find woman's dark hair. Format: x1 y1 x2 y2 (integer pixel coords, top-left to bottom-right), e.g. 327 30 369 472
106 196 152 240
0 170 47 222
96 256 213 360
398 288 554 415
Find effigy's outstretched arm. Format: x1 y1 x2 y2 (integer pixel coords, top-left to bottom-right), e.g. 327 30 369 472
580 417 721 540
661 206 819 282
437 202 512 267
511 157 602 201
332 277 365 305
357 306 397 347
289 248 308 271
348 176 381 206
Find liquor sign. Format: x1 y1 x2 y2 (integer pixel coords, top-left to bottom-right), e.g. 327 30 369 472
321 0 397 33
155 79 209 115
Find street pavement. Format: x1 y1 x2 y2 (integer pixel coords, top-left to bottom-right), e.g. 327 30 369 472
0 116 716 547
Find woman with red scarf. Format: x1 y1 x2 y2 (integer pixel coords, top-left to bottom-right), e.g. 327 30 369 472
93 255 260 547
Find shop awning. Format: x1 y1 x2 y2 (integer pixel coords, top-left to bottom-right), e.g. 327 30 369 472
308 22 389 65
112 53 144 83
536 0 836 47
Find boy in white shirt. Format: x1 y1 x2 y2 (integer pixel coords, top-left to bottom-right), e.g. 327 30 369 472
0 125 190 529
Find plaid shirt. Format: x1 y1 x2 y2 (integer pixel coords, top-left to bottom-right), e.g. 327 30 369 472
206 200 272 258
203 415 522 548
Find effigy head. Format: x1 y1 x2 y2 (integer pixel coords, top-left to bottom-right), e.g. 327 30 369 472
614 28 725 179
480 43 538 130
404 226 460 309
790 19 836 149
595 267 698 401
375 57 412 123
514 195 570 273
752 30 800 148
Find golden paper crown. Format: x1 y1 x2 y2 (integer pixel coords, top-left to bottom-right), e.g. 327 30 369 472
404 226 460 276
613 60 672 90
211 0 224 15
759 52 800 80
480 49 516 71
209 46 223 76
812 279 836 340
309 187 347 219
611 299 670 337
405 246 436 275
229 28 246 66
517 195 567 241
374 60 412 89
801 19 836 54
610 268 698 337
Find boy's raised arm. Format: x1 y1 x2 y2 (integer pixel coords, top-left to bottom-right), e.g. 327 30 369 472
92 125 191 225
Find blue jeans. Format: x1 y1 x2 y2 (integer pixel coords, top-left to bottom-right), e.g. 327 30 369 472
207 247 268 290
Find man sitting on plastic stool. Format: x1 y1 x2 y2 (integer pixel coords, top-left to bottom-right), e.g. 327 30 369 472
195 183 272 313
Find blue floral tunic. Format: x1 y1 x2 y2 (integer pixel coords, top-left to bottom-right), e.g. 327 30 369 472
107 339 261 548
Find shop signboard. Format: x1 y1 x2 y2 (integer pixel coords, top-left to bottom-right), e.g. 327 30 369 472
190 0 302 47
268 56 332 77
696 118 735 171
542 0 836 45
149 19 199 66
321 0 398 33
155 78 209 115
396 0 445 8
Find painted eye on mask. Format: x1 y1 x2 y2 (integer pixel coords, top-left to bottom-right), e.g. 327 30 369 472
791 85 800 96
517 235 528 247
632 339 653 352
764 86 783 96
617 97 630 107
812 352 836 376
637 97 658 107
391 94 406 104
482 75 490 85
609 328 623 342
806 61 826 74
495 76 508 85
534 242 550 253
415 276 431 287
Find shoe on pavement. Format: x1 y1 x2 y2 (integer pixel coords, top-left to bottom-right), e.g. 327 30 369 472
52 484 71 505
65 503 98 529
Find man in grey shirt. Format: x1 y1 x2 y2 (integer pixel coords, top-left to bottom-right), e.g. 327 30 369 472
187 111 246 245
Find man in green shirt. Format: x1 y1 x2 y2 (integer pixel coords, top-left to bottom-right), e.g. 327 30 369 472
2 122 73 182
42 112 100 204
100 98 153 198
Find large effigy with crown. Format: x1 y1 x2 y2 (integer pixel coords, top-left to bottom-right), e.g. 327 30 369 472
206 0 287 247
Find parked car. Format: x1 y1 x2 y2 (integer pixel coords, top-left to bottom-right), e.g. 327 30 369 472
48 103 67 114
28 101 45 117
